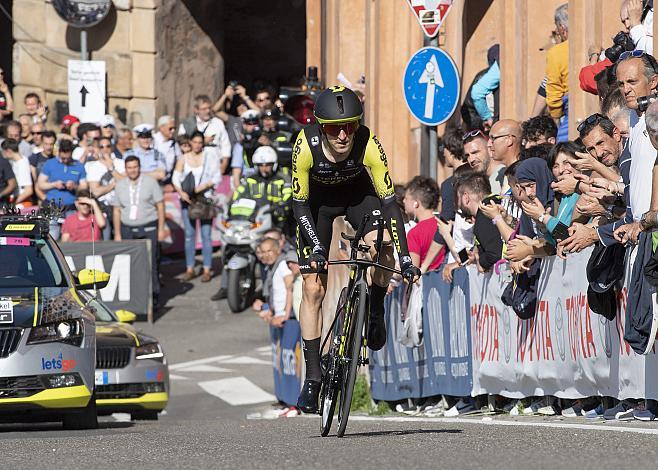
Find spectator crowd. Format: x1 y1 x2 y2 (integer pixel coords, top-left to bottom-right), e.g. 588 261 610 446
2 0 658 420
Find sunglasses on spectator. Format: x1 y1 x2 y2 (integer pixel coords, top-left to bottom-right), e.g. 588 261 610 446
256 97 270 102
462 129 485 141
618 50 645 62
322 122 359 137
31 131 44 135
576 113 606 133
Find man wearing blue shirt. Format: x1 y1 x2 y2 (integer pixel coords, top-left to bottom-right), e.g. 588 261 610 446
125 124 166 182
37 139 88 240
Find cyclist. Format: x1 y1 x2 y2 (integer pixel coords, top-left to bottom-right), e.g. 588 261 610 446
292 86 420 413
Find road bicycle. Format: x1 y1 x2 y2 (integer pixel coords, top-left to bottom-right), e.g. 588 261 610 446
318 212 402 437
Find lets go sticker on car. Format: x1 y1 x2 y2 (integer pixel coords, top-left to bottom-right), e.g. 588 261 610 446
0 298 13 323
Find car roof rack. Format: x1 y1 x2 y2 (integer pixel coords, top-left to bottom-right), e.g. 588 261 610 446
0 202 65 237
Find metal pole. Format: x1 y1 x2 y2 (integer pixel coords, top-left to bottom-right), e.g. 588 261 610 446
80 29 88 60
428 36 438 181
420 36 430 177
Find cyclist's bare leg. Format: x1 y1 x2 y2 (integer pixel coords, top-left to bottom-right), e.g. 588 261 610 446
299 272 327 382
363 230 395 350
363 230 395 287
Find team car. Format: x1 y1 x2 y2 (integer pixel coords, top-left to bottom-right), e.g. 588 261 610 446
0 213 109 429
80 292 169 420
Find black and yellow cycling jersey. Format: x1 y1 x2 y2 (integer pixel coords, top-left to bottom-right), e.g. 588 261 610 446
291 123 411 272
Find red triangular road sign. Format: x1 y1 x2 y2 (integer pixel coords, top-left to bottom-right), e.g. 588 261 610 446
406 0 454 38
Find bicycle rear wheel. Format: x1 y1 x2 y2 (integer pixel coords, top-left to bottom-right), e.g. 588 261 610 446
336 284 367 437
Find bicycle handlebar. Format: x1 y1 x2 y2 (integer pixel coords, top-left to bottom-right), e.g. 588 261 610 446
327 259 402 276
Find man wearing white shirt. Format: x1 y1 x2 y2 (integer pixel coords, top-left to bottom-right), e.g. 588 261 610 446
623 0 653 55
86 136 126 239
179 95 231 173
1 139 33 204
613 53 658 243
153 115 181 180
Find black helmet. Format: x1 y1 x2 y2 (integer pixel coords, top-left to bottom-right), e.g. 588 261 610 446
313 86 363 124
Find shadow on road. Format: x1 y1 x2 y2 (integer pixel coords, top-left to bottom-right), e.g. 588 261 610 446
0 420 135 435
320 428 463 439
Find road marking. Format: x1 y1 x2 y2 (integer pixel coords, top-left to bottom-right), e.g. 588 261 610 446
170 355 233 370
348 415 658 435
198 377 276 406
222 356 271 366
169 374 190 381
255 346 271 353
178 365 233 373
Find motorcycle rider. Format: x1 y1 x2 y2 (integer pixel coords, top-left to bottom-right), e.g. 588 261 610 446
260 107 293 173
212 146 292 301
230 109 262 189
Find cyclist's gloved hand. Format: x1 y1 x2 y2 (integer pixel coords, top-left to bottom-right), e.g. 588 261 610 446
400 256 421 283
309 245 328 272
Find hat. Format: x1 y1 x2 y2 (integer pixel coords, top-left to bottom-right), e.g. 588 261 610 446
241 109 260 123
61 114 79 129
133 123 154 138
100 114 116 128
284 250 298 264
262 107 280 119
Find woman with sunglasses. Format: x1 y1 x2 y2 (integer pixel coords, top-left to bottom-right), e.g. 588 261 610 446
292 86 420 414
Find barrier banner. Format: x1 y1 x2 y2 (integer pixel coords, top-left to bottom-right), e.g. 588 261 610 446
270 319 303 406
370 268 472 401
469 247 658 400
61 240 152 317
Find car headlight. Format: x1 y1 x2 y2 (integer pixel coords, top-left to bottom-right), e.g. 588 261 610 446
27 319 83 346
135 343 164 362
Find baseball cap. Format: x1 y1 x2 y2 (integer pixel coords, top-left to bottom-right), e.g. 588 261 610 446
61 114 80 129
100 114 116 128
133 123 154 138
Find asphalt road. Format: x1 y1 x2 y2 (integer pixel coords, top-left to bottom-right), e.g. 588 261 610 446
3 257 658 469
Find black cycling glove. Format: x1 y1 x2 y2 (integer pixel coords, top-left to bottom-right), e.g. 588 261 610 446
309 245 328 272
400 255 421 283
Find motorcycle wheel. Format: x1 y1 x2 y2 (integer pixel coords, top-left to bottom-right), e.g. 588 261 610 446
227 268 254 313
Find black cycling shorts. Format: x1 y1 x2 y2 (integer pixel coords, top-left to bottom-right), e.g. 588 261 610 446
296 175 381 274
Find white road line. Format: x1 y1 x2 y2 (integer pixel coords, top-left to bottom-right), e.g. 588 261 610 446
198 377 276 406
178 365 233 373
255 346 271 353
348 415 658 435
170 355 233 370
221 356 271 366
169 374 190 381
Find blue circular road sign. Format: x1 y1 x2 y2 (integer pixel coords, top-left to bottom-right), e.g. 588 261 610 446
403 46 460 126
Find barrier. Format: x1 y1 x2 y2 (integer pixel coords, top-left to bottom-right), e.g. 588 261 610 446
270 318 303 406
61 240 152 318
371 246 658 401
370 268 472 401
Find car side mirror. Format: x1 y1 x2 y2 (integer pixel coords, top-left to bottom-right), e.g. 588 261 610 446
76 269 110 290
115 309 136 324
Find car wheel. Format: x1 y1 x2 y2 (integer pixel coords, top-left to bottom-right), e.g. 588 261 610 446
131 410 159 421
62 391 98 430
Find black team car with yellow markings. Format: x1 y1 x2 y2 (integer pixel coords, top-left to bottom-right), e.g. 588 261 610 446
0 213 110 429
79 292 169 420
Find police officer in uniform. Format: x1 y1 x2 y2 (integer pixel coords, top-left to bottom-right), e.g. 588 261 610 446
126 124 166 182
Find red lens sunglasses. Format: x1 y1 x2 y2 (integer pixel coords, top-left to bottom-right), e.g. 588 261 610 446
322 122 359 137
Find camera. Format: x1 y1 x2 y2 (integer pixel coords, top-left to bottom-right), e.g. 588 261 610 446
604 31 636 62
637 93 658 113
229 80 238 90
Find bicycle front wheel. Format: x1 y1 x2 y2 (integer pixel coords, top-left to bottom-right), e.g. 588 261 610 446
336 283 367 437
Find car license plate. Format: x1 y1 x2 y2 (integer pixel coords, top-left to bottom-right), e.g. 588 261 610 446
95 370 109 385
0 299 13 324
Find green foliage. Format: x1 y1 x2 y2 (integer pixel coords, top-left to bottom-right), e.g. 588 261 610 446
349 373 392 416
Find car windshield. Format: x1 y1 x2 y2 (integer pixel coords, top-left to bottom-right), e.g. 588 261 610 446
86 296 117 323
0 238 66 287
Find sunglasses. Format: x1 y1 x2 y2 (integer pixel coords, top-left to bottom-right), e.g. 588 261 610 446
462 129 485 141
577 113 606 133
618 50 645 62
31 131 44 135
256 97 270 102
322 122 359 137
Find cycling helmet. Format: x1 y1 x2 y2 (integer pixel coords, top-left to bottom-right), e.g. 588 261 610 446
252 145 278 172
313 86 363 124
